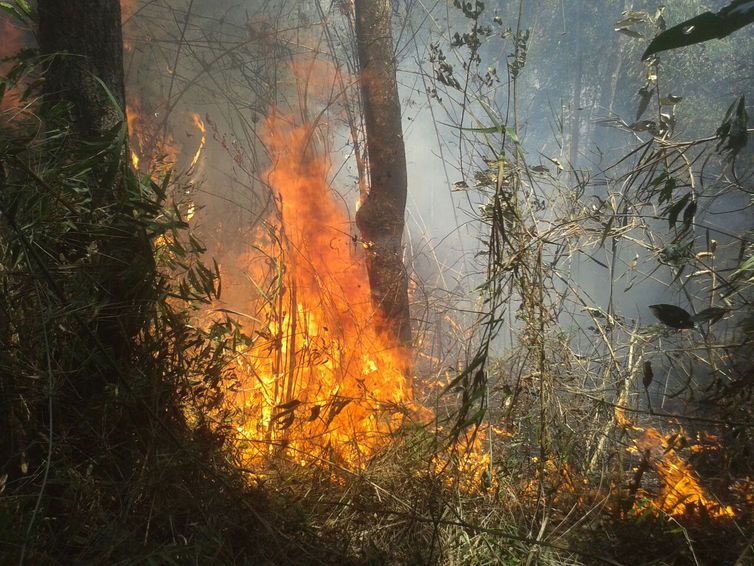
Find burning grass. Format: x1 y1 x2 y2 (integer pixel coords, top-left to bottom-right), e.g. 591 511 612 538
112 50 754 566
224 110 415 470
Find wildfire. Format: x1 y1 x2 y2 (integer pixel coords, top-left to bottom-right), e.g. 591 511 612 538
628 425 734 519
189 113 206 169
228 109 413 469
125 100 180 173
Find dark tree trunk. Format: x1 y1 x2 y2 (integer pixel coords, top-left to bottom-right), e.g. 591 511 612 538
354 0 411 347
38 0 126 137
38 0 152 357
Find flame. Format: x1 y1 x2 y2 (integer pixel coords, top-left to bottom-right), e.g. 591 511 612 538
125 100 180 173
189 113 206 169
631 427 734 519
228 108 412 469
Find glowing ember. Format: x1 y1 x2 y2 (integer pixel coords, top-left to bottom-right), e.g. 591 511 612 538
228 108 412 469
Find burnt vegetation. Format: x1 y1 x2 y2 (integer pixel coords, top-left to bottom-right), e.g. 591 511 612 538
1 1 754 564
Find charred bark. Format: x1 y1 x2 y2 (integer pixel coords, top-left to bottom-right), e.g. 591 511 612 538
354 0 411 347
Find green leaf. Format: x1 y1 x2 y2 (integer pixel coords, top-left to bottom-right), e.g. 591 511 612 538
0 2 23 21
15 0 32 17
457 124 503 134
732 255 754 280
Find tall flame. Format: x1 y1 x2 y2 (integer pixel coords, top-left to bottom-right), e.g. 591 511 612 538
230 110 412 469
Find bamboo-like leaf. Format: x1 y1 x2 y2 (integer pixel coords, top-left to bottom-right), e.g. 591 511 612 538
732 255 754 280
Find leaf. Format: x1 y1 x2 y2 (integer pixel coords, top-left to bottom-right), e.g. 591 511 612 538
274 399 302 411
659 176 676 203
732 254 754 280
666 193 691 229
690 307 728 325
274 412 295 430
479 98 520 143
642 4 754 60
623 11 650 21
306 405 321 422
716 95 748 162
649 304 694 329
598 215 614 248
15 0 31 17
682 198 697 228
0 2 23 21
457 125 502 134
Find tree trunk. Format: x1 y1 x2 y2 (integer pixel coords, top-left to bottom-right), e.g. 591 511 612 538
38 0 153 357
38 0 126 138
353 0 411 347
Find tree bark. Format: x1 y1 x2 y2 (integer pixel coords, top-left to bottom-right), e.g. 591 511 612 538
38 0 153 357
38 0 126 137
353 0 411 347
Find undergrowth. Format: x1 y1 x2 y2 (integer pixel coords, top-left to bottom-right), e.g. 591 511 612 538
2 5 754 565
0 55 346 565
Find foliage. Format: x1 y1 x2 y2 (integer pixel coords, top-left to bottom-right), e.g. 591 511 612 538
412 1 754 563
642 0 754 60
0 52 339 564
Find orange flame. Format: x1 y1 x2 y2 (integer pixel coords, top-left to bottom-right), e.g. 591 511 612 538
125 100 180 173
632 427 734 519
229 109 412 469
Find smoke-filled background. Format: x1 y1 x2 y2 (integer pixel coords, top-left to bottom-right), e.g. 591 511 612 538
119 0 753 378
2 1 754 563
